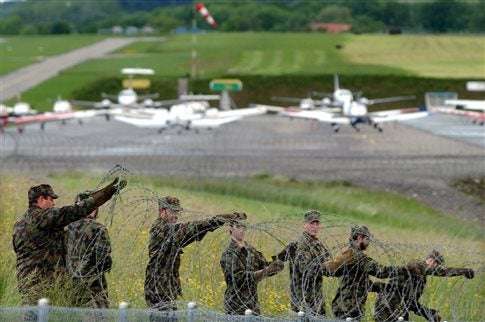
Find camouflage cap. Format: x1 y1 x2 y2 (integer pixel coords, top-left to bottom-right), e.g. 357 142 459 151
304 210 321 223
228 219 247 228
427 249 445 265
28 184 58 202
158 196 183 212
350 225 372 240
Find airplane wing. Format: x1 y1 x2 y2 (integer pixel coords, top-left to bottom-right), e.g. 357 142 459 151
70 100 111 110
137 93 160 100
369 108 428 123
212 106 267 118
189 116 241 129
366 96 416 105
445 99 485 111
280 109 334 121
114 114 168 128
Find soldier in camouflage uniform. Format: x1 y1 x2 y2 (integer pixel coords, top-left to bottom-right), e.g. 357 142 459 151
323 225 403 321
12 178 126 307
276 210 331 316
144 196 247 313
220 221 284 315
64 191 113 308
374 250 475 322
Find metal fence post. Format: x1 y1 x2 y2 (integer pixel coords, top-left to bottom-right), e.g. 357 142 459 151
187 301 197 322
244 309 253 322
118 301 129 322
297 310 305 322
37 298 49 322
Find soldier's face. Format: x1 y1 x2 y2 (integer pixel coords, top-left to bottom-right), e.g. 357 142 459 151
425 257 438 269
230 225 245 242
159 208 178 223
356 235 370 250
37 195 55 209
304 220 321 237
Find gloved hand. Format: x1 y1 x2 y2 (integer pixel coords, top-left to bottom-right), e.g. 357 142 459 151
430 309 441 322
90 177 127 208
463 268 475 279
216 212 247 221
255 259 284 281
266 259 284 275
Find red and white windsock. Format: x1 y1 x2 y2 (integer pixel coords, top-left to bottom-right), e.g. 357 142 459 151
195 2 217 28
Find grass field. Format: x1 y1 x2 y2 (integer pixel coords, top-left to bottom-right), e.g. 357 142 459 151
7 32 484 111
0 35 105 76
342 35 485 79
0 172 483 320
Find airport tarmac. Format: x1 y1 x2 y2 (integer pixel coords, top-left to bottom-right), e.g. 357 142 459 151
1 114 484 223
404 113 485 148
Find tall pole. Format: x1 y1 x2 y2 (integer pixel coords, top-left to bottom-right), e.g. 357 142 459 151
191 7 197 79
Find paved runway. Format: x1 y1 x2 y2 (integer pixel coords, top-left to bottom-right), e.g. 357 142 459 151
403 113 485 148
1 114 484 223
0 37 162 101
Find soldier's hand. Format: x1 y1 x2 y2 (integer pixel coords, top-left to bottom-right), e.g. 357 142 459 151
110 177 127 192
266 259 284 275
464 268 475 279
216 212 247 221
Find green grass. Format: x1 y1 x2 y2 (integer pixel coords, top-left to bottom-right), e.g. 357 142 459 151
0 35 106 76
343 34 485 79
0 172 483 321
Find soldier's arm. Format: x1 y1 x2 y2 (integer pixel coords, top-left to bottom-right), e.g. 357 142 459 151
34 198 96 230
366 256 403 279
428 266 474 278
323 248 353 276
275 241 297 262
174 216 225 247
254 248 271 270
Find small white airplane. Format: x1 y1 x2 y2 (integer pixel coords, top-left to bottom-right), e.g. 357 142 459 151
0 98 109 133
70 68 171 110
274 75 426 132
114 101 267 133
442 99 485 125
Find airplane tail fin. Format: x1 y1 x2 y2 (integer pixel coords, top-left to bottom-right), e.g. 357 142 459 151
334 74 340 91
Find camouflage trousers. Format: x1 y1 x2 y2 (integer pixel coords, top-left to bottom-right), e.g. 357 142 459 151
72 275 110 309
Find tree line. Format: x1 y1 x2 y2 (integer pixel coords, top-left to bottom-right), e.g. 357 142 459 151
0 0 484 35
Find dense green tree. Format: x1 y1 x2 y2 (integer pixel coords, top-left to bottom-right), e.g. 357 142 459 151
50 21 71 34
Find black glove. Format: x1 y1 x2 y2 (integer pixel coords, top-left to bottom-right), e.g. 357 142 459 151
464 268 475 279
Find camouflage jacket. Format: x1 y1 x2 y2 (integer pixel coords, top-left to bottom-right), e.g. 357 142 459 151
12 199 95 301
324 244 402 319
220 240 270 315
65 218 112 279
374 260 472 321
144 216 225 307
278 232 331 315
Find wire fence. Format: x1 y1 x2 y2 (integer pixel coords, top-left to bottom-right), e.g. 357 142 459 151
0 300 341 322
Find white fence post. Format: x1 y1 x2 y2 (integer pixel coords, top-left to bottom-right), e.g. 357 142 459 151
244 309 253 322
37 298 49 322
118 301 129 322
297 310 305 322
187 301 197 322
